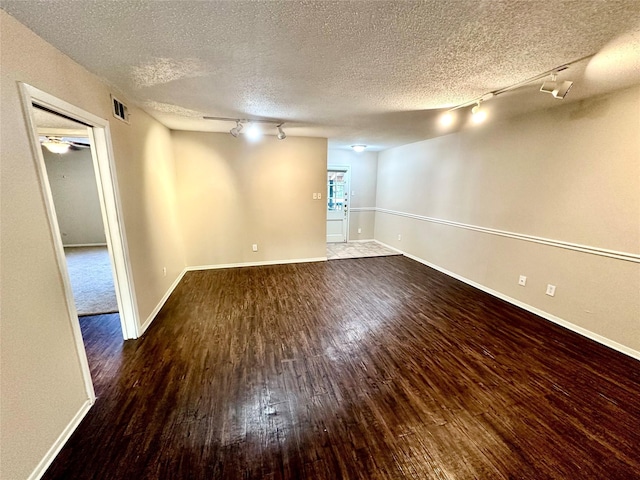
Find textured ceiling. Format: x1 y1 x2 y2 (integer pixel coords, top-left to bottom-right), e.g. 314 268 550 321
3 1 640 150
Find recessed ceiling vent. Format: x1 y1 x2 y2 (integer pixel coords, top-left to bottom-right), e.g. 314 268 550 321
110 94 129 124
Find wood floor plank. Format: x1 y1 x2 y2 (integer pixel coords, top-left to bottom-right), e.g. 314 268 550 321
45 256 640 479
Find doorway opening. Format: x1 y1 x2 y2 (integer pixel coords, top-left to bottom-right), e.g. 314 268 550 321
326 166 350 243
36 110 119 318
19 83 139 400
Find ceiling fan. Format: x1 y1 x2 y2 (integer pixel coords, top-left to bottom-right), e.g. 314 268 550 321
39 136 91 154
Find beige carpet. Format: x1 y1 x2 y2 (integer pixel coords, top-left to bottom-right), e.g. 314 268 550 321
327 240 402 260
64 246 118 316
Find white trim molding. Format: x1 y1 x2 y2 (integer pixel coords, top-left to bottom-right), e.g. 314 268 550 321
376 208 640 263
63 243 108 248
27 399 93 480
187 257 327 272
375 240 640 362
350 207 376 212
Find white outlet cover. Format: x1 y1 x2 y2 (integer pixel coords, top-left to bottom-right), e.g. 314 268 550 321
358 228 362 234
317 193 321 199
398 234 402 241
252 244 258 252
312 193 317 199
518 275 527 286
546 284 556 296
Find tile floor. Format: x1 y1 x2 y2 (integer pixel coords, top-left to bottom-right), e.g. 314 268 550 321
326 240 402 260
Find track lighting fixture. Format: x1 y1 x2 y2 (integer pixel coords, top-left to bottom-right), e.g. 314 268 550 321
540 73 574 99
437 55 588 129
351 145 366 153
205 116 287 140
41 137 71 154
230 120 243 137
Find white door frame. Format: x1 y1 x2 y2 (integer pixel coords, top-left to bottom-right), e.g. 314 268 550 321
327 164 350 243
18 83 140 397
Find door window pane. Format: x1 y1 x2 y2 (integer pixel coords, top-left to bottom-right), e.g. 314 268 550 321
327 171 345 211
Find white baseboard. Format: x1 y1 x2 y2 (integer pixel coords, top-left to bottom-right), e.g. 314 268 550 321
28 399 93 480
187 256 327 272
139 268 188 336
63 243 108 248
346 239 375 243
372 239 404 252
375 241 640 362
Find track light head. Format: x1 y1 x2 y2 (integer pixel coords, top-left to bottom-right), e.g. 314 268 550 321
471 102 486 124
230 120 243 137
439 111 454 127
277 125 286 140
245 123 262 141
551 80 573 99
541 73 573 99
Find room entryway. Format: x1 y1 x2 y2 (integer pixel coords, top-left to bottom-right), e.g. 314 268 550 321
326 168 349 243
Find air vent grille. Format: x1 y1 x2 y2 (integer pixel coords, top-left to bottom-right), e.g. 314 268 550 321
110 94 129 124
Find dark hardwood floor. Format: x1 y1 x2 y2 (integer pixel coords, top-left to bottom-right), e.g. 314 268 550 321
46 256 640 479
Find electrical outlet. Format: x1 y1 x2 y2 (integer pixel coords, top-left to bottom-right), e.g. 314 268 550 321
397 234 402 241
546 284 556 296
518 275 527 286
317 192 321 199
252 244 258 252
357 228 362 234
313 193 317 200
162 267 167 277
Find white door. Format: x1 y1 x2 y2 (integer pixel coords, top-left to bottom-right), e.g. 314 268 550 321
326 169 349 243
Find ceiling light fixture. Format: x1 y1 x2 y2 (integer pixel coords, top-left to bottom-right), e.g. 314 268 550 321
230 120 243 137
439 111 454 127
438 54 589 128
41 137 71 154
552 81 573 99
471 101 487 124
204 116 288 140
540 72 559 94
540 73 574 99
245 123 262 141
351 145 366 153
540 72 574 99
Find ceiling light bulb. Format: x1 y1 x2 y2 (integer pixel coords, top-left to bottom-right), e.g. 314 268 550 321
471 103 486 124
351 145 366 152
42 138 71 154
245 123 262 141
230 120 243 137
439 112 454 127
277 125 286 140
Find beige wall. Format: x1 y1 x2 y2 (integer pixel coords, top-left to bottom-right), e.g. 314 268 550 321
43 147 107 246
172 131 327 267
327 150 378 239
0 11 185 479
375 85 640 353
